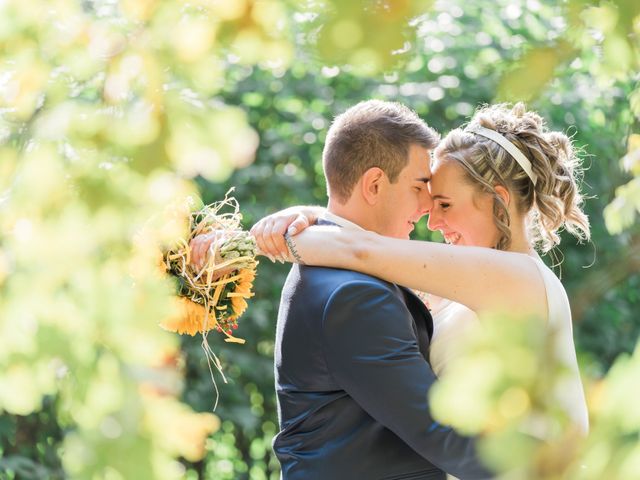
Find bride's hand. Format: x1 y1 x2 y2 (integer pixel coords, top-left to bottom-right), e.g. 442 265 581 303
189 230 234 271
250 206 323 260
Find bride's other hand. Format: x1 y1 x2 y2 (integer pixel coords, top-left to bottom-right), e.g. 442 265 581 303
251 206 324 260
189 230 231 270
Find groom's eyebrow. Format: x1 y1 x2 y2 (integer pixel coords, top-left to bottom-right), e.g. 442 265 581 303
415 176 430 183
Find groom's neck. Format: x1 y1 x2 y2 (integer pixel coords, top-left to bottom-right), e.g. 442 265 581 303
327 198 376 232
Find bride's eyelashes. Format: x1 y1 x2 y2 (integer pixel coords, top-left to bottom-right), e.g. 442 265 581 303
437 202 451 210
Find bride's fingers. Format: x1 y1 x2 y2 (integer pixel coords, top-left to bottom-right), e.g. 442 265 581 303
261 222 282 258
249 218 265 238
189 236 204 268
269 219 292 258
252 215 299 260
189 231 229 269
287 214 310 236
253 222 278 261
250 220 273 258
190 234 211 269
250 221 267 254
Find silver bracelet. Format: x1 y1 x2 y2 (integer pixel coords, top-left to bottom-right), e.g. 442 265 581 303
284 232 305 265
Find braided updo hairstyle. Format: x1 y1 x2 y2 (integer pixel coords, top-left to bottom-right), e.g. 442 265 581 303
434 103 590 252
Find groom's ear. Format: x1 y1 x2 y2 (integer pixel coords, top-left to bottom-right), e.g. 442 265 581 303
360 167 385 205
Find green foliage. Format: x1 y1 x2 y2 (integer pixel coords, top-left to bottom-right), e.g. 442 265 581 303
295 0 435 74
604 134 640 234
0 398 65 479
0 0 291 478
578 342 640 479
1 0 639 478
494 0 640 235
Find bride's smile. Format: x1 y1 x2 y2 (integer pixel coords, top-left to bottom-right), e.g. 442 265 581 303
427 159 500 249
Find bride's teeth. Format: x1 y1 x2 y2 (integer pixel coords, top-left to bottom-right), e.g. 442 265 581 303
445 233 461 244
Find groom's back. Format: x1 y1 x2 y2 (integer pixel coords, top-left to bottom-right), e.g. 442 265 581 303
273 264 446 480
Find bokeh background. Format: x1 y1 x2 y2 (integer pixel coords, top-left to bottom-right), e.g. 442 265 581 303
1 0 638 479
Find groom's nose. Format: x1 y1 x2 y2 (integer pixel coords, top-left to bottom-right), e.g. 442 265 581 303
419 188 433 215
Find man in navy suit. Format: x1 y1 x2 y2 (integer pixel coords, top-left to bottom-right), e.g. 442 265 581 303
270 100 491 479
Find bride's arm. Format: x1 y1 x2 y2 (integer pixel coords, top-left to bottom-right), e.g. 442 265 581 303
289 226 547 318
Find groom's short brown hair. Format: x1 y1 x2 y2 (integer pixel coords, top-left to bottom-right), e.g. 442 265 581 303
323 100 439 203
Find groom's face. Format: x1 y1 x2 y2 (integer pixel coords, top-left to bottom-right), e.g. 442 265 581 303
375 144 433 239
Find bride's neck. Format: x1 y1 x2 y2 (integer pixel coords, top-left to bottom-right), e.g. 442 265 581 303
507 216 536 256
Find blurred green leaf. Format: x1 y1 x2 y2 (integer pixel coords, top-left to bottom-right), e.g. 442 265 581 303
498 43 575 101
604 178 640 234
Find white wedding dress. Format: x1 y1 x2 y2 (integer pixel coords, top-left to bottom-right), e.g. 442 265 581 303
427 255 589 436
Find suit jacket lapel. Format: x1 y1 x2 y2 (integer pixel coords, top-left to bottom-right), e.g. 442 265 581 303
399 287 433 361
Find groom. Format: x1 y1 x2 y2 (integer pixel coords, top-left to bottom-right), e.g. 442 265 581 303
267 100 491 479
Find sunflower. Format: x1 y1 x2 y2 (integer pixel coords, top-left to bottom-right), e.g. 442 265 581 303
162 297 209 337
228 269 255 318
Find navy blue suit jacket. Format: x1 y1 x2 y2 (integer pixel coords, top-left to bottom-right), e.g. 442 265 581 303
273 261 492 480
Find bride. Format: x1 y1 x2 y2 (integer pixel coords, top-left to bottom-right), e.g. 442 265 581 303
248 103 590 436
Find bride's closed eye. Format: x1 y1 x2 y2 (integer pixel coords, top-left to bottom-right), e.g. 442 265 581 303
437 202 451 210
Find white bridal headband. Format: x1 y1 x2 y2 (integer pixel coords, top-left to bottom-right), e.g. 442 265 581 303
466 125 539 186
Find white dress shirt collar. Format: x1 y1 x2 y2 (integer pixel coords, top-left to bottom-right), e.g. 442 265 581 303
321 211 366 231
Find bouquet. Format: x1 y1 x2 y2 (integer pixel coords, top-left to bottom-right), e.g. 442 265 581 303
158 193 258 407
160 193 258 341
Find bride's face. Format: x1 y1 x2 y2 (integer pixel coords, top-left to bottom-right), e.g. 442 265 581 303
427 159 499 248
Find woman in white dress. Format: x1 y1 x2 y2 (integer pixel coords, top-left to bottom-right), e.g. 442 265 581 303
208 103 591 435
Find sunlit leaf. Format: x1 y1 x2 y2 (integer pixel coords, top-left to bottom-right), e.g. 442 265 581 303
604 178 640 234
304 0 434 72
622 133 640 175
0 364 45 415
497 43 574 101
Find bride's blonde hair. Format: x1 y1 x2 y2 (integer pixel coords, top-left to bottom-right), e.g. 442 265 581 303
434 103 590 252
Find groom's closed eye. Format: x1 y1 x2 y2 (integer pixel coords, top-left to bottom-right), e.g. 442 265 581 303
413 178 430 191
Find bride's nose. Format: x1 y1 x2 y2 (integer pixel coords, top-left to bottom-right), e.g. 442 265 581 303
427 208 443 231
